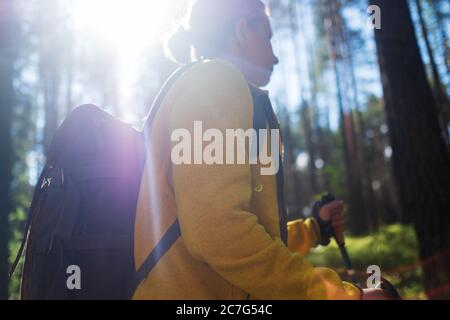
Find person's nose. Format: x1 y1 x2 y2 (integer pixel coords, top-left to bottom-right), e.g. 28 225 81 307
273 55 279 66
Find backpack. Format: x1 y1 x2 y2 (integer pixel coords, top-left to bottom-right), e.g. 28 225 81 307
10 64 193 300
10 63 288 300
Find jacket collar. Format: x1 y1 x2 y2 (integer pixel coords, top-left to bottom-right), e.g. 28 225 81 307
248 82 269 97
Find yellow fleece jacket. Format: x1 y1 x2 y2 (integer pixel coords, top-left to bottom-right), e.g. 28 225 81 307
133 59 360 300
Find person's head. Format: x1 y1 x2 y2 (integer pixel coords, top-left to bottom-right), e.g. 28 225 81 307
165 0 279 87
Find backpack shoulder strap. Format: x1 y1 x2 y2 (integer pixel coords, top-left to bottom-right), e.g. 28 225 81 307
129 220 181 296
249 85 288 245
129 63 195 296
143 63 195 133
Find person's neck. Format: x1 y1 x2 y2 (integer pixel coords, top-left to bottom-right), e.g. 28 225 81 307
216 53 260 88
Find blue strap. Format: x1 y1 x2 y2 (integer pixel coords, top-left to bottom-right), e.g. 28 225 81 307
129 220 181 297
129 63 196 296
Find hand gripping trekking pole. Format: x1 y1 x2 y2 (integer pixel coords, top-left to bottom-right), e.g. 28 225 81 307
319 194 401 299
318 194 360 286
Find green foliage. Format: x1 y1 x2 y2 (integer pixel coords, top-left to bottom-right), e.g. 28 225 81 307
8 207 26 300
308 224 426 299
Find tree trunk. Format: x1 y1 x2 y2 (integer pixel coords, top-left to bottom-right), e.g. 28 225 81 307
281 108 303 216
323 0 368 235
300 2 332 192
356 110 379 231
370 0 450 299
301 103 319 194
414 0 449 144
345 19 376 232
430 0 450 79
289 1 318 195
0 0 17 299
39 0 63 155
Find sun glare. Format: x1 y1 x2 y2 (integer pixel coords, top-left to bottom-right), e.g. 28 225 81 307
73 0 172 122
74 0 170 46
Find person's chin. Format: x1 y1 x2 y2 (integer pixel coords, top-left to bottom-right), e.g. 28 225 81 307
258 72 272 87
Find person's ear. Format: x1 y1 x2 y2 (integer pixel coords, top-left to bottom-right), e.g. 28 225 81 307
233 19 249 47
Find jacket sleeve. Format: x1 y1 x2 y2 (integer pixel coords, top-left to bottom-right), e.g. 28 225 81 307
287 218 321 256
169 60 360 300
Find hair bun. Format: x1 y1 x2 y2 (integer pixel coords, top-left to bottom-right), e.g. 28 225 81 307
165 26 193 65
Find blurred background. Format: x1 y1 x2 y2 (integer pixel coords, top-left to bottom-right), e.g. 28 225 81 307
0 0 449 299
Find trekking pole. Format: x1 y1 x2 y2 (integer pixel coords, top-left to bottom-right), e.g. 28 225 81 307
333 229 360 286
319 194 361 286
317 194 402 298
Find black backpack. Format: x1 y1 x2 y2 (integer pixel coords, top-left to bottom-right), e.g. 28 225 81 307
10 65 192 300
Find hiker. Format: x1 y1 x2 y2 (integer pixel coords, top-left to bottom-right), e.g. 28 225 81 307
133 0 390 300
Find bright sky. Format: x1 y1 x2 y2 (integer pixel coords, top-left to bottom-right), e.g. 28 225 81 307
72 0 176 122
